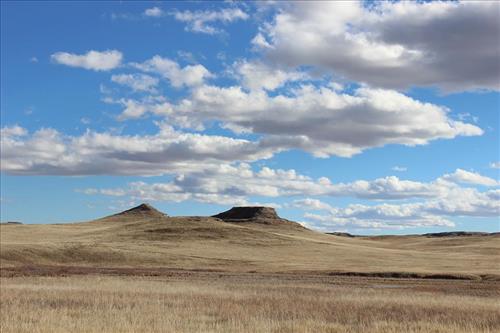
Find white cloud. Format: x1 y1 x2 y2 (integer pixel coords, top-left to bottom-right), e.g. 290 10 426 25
251 33 272 50
233 60 307 91
103 96 174 121
68 161 491 204
304 204 455 230
255 1 500 92
0 125 27 137
80 117 91 125
392 166 407 172
79 164 317 206
51 50 123 71
441 168 498 187
300 181 500 222
29 57 38 63
332 176 439 200
168 83 482 157
54 52 483 162
111 74 159 92
292 198 333 211
490 162 500 169
177 51 196 64
115 99 150 121
132 56 213 88
300 183 500 230
457 113 479 124
173 8 249 34
0 124 280 176
79 164 398 203
424 187 500 218
144 7 164 17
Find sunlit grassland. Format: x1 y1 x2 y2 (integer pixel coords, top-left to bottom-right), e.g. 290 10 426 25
1 274 499 333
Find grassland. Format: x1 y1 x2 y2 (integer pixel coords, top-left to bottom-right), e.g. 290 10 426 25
2 273 499 333
1 207 499 332
1 212 499 277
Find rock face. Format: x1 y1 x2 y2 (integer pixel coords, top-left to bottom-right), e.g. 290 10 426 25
212 206 304 228
113 203 168 218
213 206 279 220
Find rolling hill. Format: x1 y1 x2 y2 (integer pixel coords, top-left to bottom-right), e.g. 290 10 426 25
1 204 499 279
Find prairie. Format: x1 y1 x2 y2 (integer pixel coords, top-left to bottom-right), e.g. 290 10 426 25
1 205 499 332
1 273 499 333
1 206 499 277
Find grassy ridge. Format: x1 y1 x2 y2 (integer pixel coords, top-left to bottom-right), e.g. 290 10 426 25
1 214 499 277
1 210 499 332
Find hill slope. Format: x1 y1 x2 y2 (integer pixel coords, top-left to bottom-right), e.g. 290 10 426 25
1 204 499 278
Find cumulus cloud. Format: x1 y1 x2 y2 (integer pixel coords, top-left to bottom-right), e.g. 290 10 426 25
292 198 333 211
78 164 409 203
115 99 151 121
79 165 499 230
78 164 323 206
441 169 498 187
233 60 307 91
168 83 482 157
111 73 159 93
0 125 28 137
51 50 123 71
304 204 455 230
144 7 164 17
6 127 453 200
424 187 500 218
173 8 249 34
0 124 280 176
299 183 500 230
254 1 500 92
106 97 174 121
52 51 483 161
132 56 213 88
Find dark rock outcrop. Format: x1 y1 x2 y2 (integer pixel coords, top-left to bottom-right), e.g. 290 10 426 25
213 206 279 220
213 206 304 228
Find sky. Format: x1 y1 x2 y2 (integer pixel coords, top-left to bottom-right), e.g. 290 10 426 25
1 1 499 234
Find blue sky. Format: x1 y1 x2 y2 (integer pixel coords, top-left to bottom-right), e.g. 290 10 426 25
1 1 499 234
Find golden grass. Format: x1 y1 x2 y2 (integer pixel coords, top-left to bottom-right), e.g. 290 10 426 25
1 214 499 332
1 274 499 333
1 216 499 277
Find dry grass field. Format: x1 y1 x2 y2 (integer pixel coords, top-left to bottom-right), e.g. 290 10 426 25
1 205 499 332
1 273 499 333
1 205 499 277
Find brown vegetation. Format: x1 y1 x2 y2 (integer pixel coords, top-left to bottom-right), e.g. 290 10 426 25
1 205 498 277
1 204 499 332
1 273 499 333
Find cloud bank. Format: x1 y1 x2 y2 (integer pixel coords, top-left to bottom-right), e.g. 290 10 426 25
254 1 500 92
